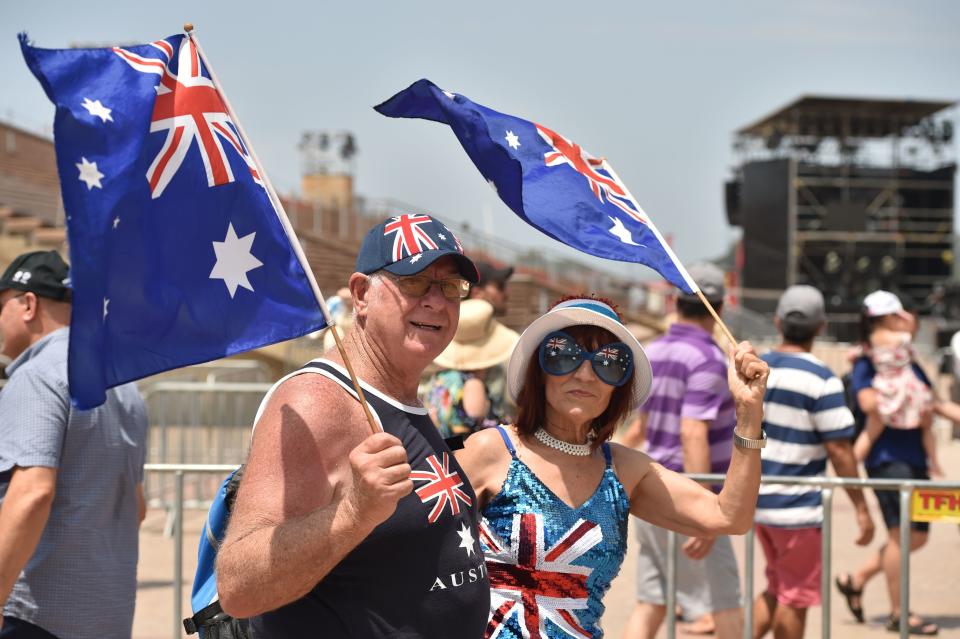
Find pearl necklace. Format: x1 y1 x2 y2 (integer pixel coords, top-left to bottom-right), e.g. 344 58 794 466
534 427 593 456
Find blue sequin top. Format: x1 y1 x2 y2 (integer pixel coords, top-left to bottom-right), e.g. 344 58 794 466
479 426 630 638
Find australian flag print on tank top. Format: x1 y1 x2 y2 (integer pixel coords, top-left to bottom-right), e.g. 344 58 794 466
249 359 490 638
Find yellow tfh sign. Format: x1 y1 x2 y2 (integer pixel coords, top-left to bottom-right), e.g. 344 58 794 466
912 489 960 523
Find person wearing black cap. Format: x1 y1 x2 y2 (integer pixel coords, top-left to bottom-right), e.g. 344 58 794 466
468 260 513 317
0 251 148 639
218 215 491 638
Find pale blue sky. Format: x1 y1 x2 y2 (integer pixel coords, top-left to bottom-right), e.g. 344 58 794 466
2 1 958 279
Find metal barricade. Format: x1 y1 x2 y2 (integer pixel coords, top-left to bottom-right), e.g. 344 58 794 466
143 466 960 639
140 381 271 513
145 464 237 639
670 474 960 639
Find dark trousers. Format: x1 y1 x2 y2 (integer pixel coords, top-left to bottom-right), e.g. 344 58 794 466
0 618 60 639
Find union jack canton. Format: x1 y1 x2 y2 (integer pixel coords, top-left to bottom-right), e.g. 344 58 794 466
20 33 325 408
411 452 474 524
376 79 698 295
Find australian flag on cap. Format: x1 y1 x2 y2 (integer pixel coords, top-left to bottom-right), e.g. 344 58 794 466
356 214 479 282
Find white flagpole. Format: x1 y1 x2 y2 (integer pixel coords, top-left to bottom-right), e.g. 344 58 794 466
601 159 739 349
186 25 382 433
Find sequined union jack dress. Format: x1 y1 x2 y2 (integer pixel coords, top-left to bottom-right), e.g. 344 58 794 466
479 426 630 639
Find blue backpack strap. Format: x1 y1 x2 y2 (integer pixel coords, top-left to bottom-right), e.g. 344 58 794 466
495 425 517 458
191 467 240 613
601 442 613 467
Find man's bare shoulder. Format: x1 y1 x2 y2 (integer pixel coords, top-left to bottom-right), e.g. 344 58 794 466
237 372 369 523
258 372 368 441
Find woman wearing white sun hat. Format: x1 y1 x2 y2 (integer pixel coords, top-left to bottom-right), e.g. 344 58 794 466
456 295 768 638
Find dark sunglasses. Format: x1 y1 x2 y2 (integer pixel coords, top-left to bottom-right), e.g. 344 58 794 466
538 330 634 387
381 272 470 301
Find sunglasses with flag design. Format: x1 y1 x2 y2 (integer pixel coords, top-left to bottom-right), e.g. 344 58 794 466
537 331 634 387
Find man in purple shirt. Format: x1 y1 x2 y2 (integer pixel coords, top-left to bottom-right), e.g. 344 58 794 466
621 263 743 639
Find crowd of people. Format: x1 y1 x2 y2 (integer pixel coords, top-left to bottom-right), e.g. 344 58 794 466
0 217 956 638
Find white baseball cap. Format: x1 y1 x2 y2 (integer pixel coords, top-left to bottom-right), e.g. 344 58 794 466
863 290 908 318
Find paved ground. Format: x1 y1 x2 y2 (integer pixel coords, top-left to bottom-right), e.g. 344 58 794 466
133 441 960 639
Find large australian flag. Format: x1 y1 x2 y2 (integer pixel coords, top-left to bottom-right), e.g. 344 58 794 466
376 79 696 295
20 34 327 409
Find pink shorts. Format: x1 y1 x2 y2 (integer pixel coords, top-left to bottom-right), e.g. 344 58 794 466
756 524 822 609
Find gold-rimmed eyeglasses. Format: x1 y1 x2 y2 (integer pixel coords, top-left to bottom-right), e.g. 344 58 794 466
380 272 470 301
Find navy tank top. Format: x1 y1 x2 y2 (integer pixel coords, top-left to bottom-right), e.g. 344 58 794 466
249 359 490 638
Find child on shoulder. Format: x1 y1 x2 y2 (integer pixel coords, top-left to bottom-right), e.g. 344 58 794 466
853 302 942 476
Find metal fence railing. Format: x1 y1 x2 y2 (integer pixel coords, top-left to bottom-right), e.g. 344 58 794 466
681 474 960 639
143 466 960 639
140 382 271 511
145 464 237 639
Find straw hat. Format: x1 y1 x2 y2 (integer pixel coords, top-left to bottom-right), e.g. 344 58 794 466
506 298 653 409
434 299 519 371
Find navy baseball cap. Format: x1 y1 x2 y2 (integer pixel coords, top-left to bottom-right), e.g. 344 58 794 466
356 214 479 283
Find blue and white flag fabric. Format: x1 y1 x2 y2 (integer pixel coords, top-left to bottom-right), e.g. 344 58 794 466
20 34 326 408
376 79 697 295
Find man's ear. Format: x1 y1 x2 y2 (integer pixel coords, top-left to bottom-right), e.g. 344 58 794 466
349 272 371 318
21 292 39 322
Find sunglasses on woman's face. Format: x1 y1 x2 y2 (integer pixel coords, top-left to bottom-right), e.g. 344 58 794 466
537 330 634 387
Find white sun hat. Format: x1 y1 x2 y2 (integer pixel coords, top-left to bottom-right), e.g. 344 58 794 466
506 298 653 408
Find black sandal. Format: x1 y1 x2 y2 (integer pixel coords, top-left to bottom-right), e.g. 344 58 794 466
886 613 939 636
835 573 864 623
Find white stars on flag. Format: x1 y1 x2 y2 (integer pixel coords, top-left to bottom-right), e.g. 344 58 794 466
81 97 113 123
113 217 121 229
76 157 104 190
409 253 423 264
103 298 110 321
209 223 263 298
608 216 640 246
505 130 520 150
457 523 476 557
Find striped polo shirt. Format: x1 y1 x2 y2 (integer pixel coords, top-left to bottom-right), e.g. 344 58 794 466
641 323 735 474
756 351 855 528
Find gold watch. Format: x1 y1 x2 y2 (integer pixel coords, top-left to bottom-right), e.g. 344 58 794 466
733 428 767 450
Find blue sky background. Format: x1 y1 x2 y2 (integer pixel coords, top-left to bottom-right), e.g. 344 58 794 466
2 1 958 280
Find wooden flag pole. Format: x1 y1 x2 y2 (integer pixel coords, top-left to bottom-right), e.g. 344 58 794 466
185 24 381 435
697 290 739 351
598 158 741 352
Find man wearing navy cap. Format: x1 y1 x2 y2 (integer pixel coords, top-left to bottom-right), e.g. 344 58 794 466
218 215 491 638
0 250 148 639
